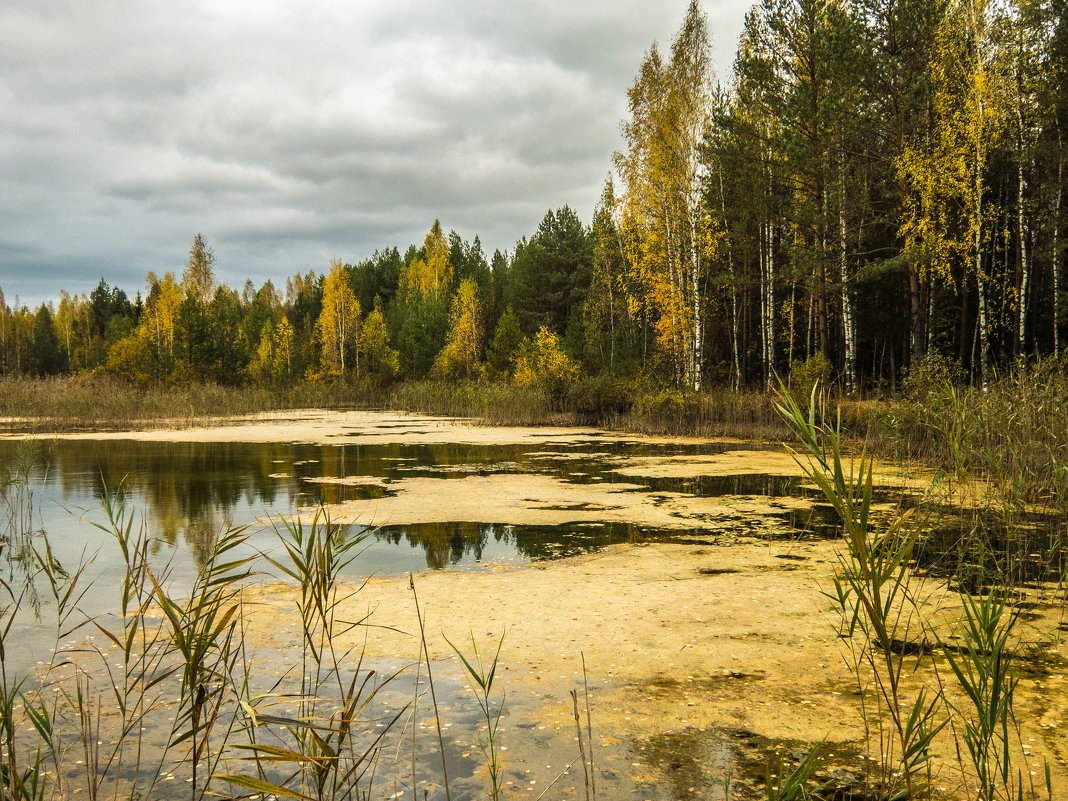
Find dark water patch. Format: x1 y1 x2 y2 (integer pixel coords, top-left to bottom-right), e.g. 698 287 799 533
720 728 876 801
367 520 672 570
533 502 620 511
1013 647 1066 680
303 481 396 503
635 729 732 800
874 637 934 657
636 473 807 498
914 508 1068 587
765 504 844 540
633 725 875 801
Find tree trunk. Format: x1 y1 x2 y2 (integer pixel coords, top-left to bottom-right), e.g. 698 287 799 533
838 170 856 394
762 220 776 387
817 186 829 361
760 220 769 385
1017 157 1029 355
975 107 989 391
977 248 990 392
718 166 741 391
690 208 703 392
788 279 796 375
908 264 923 368
1054 139 1063 356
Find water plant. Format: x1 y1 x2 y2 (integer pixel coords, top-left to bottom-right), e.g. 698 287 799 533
778 384 944 799
219 508 401 801
151 520 253 800
445 630 506 801
765 741 825 801
939 588 1022 801
0 437 72 801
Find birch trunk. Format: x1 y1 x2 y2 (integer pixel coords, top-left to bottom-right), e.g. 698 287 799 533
761 220 777 387
977 221 990 392
690 208 703 392
839 173 856 394
718 166 741 390
1017 156 1029 355
1053 132 1062 356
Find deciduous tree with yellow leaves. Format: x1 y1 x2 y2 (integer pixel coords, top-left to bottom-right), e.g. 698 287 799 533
432 278 483 378
317 259 360 377
615 0 714 390
898 0 1008 389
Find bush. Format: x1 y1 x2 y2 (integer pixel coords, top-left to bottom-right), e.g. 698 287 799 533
788 353 832 410
566 375 632 422
901 353 966 405
513 328 580 410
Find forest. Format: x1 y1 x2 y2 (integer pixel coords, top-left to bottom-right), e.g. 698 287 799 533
2 0 1066 400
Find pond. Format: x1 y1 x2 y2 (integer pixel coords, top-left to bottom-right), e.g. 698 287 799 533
0 414 855 800
4 412 1062 801
0 430 835 597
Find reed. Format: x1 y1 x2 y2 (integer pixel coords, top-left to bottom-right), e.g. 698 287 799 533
0 437 66 801
0 375 388 432
445 631 506 801
388 379 554 426
2 373 887 444
778 384 944 799
219 508 401 801
764 741 825 801
882 356 1068 513
940 588 1023 801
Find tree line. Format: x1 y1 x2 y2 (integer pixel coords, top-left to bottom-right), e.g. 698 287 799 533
3 0 1066 394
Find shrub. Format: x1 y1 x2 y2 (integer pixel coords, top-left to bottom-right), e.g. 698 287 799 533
566 375 632 422
513 327 580 409
788 353 832 409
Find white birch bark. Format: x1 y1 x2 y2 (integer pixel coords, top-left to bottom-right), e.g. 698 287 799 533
1055 146 1063 356
717 165 742 391
839 171 856 394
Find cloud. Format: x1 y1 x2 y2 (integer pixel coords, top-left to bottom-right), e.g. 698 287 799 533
0 0 747 306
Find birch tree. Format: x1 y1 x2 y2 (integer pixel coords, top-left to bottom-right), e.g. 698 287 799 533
317 258 360 376
898 0 1008 388
183 233 216 306
733 5 789 385
615 0 714 390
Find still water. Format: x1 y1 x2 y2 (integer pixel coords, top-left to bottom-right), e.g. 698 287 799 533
0 432 828 685
1 435 816 589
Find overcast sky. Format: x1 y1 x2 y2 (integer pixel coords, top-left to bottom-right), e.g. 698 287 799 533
0 0 748 308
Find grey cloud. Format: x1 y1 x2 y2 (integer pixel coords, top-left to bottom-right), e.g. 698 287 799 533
0 0 748 306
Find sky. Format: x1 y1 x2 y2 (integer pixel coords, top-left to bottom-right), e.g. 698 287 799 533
0 0 749 308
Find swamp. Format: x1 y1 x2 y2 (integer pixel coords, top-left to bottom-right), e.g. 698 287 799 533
0 408 1065 801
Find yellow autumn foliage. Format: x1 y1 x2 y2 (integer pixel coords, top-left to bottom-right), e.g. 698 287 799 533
432 278 482 379
513 326 579 406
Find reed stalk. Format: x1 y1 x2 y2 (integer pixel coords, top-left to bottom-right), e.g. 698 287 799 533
778 383 944 799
